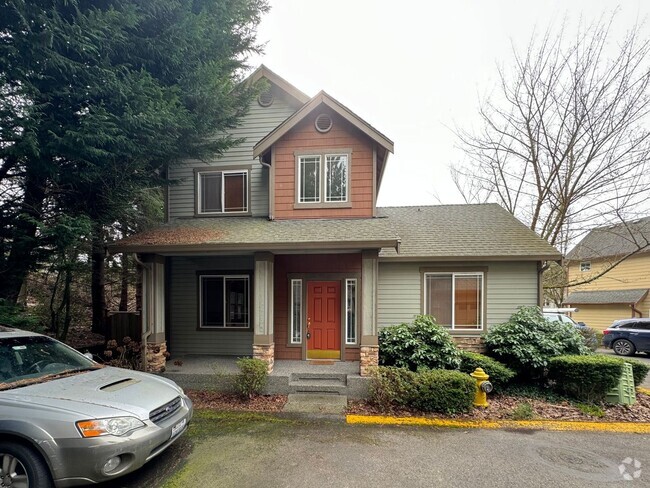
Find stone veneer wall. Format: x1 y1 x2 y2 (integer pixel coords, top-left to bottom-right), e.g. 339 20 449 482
146 341 168 373
253 343 275 373
360 345 379 377
452 337 486 353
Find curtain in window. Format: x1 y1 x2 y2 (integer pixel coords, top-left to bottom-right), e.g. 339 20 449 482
223 173 247 212
454 276 482 329
200 173 222 213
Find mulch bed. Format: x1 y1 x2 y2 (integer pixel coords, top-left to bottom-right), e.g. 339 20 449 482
347 392 650 423
187 390 287 412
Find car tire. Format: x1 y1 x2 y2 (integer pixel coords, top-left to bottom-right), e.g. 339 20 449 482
0 441 53 488
612 339 636 357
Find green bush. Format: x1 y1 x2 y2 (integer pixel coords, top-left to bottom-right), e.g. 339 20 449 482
379 315 462 371
609 358 650 387
484 306 591 377
0 299 43 333
368 366 416 411
235 358 268 399
458 351 515 389
578 327 599 352
511 402 534 420
548 355 624 402
411 369 475 414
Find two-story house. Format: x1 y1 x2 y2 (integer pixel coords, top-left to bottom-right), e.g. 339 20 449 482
564 218 650 331
113 66 560 375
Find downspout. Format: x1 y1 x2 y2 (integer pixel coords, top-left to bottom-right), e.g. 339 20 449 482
134 253 153 371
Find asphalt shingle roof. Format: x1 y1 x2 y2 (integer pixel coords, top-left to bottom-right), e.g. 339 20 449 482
112 203 559 260
566 217 650 261
564 288 649 305
377 204 560 260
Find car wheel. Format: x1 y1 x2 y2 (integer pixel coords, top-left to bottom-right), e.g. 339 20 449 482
0 442 53 488
612 339 636 357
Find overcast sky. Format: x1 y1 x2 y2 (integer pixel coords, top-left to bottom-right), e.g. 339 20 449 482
248 0 650 207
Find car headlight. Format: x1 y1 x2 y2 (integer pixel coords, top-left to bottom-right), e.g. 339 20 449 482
76 417 145 438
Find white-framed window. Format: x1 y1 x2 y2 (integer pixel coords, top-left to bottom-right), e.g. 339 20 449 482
290 279 302 344
424 272 484 330
345 279 357 344
580 262 591 272
199 275 250 328
297 152 349 204
197 170 248 214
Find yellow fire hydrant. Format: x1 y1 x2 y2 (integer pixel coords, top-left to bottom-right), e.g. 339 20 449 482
470 367 493 408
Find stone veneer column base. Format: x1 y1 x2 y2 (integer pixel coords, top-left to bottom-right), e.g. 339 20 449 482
146 341 167 373
360 345 379 377
253 343 275 373
452 337 486 353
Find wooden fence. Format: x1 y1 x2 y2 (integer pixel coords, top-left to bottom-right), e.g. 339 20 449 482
106 312 141 342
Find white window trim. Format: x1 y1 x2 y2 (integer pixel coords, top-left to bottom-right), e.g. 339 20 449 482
580 261 591 272
297 155 322 204
324 154 350 203
296 151 351 205
290 279 303 344
423 272 484 330
199 274 250 329
197 169 249 215
345 278 357 345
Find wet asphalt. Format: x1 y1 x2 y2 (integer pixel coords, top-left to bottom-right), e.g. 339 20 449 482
102 412 650 488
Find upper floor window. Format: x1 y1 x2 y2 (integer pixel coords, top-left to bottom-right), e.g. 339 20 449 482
580 262 591 272
296 151 350 205
197 170 248 214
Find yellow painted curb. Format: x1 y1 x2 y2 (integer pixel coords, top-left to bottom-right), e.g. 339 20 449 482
346 415 650 433
638 387 650 396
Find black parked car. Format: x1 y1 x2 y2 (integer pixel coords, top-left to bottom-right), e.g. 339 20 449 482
602 318 650 356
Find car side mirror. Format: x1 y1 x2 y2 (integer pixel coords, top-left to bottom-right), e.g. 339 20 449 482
577 322 586 327
83 352 94 360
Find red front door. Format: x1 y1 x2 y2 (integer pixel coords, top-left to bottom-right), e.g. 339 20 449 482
307 281 341 359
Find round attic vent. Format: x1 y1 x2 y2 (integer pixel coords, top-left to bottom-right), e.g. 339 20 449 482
315 113 333 133
258 90 274 107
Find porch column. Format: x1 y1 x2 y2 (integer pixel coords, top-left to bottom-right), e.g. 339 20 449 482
141 254 167 373
360 249 379 376
253 252 275 372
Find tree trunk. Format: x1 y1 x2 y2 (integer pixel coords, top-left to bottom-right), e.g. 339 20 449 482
119 252 129 311
91 224 107 335
0 167 47 302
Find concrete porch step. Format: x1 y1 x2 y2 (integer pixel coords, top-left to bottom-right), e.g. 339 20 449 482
283 393 348 414
289 372 348 394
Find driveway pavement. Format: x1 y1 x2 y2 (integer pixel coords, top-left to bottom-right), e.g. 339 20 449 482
108 412 650 488
598 348 650 388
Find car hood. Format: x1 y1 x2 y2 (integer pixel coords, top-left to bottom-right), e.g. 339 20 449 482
4 367 182 420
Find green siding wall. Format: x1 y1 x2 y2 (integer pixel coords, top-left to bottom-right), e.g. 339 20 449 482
377 261 539 332
169 256 254 356
168 87 299 218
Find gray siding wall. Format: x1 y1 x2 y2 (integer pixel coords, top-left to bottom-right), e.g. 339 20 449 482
168 87 299 218
377 261 539 332
169 255 254 356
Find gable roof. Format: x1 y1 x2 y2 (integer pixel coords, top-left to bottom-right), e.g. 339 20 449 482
252 90 394 158
245 65 310 105
378 204 560 261
566 217 650 261
564 288 649 305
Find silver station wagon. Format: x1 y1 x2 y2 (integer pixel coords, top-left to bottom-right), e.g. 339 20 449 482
0 326 192 487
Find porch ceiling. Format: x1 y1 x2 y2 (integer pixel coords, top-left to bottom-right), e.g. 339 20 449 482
109 216 399 254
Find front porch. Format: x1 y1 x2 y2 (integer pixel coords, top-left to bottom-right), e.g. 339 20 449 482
162 356 370 398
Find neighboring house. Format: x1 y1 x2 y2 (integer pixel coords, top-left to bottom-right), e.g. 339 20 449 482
112 66 560 375
564 218 650 331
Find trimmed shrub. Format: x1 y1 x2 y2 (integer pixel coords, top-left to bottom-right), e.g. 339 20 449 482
609 358 650 387
484 306 591 378
411 369 476 414
578 327 599 352
547 355 624 402
458 351 515 389
379 315 462 371
235 358 268 399
368 366 417 411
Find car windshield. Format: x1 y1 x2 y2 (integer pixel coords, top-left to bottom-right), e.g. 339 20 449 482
0 335 99 390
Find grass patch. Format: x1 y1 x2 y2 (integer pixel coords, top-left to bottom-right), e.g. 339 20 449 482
511 402 534 420
576 403 605 418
